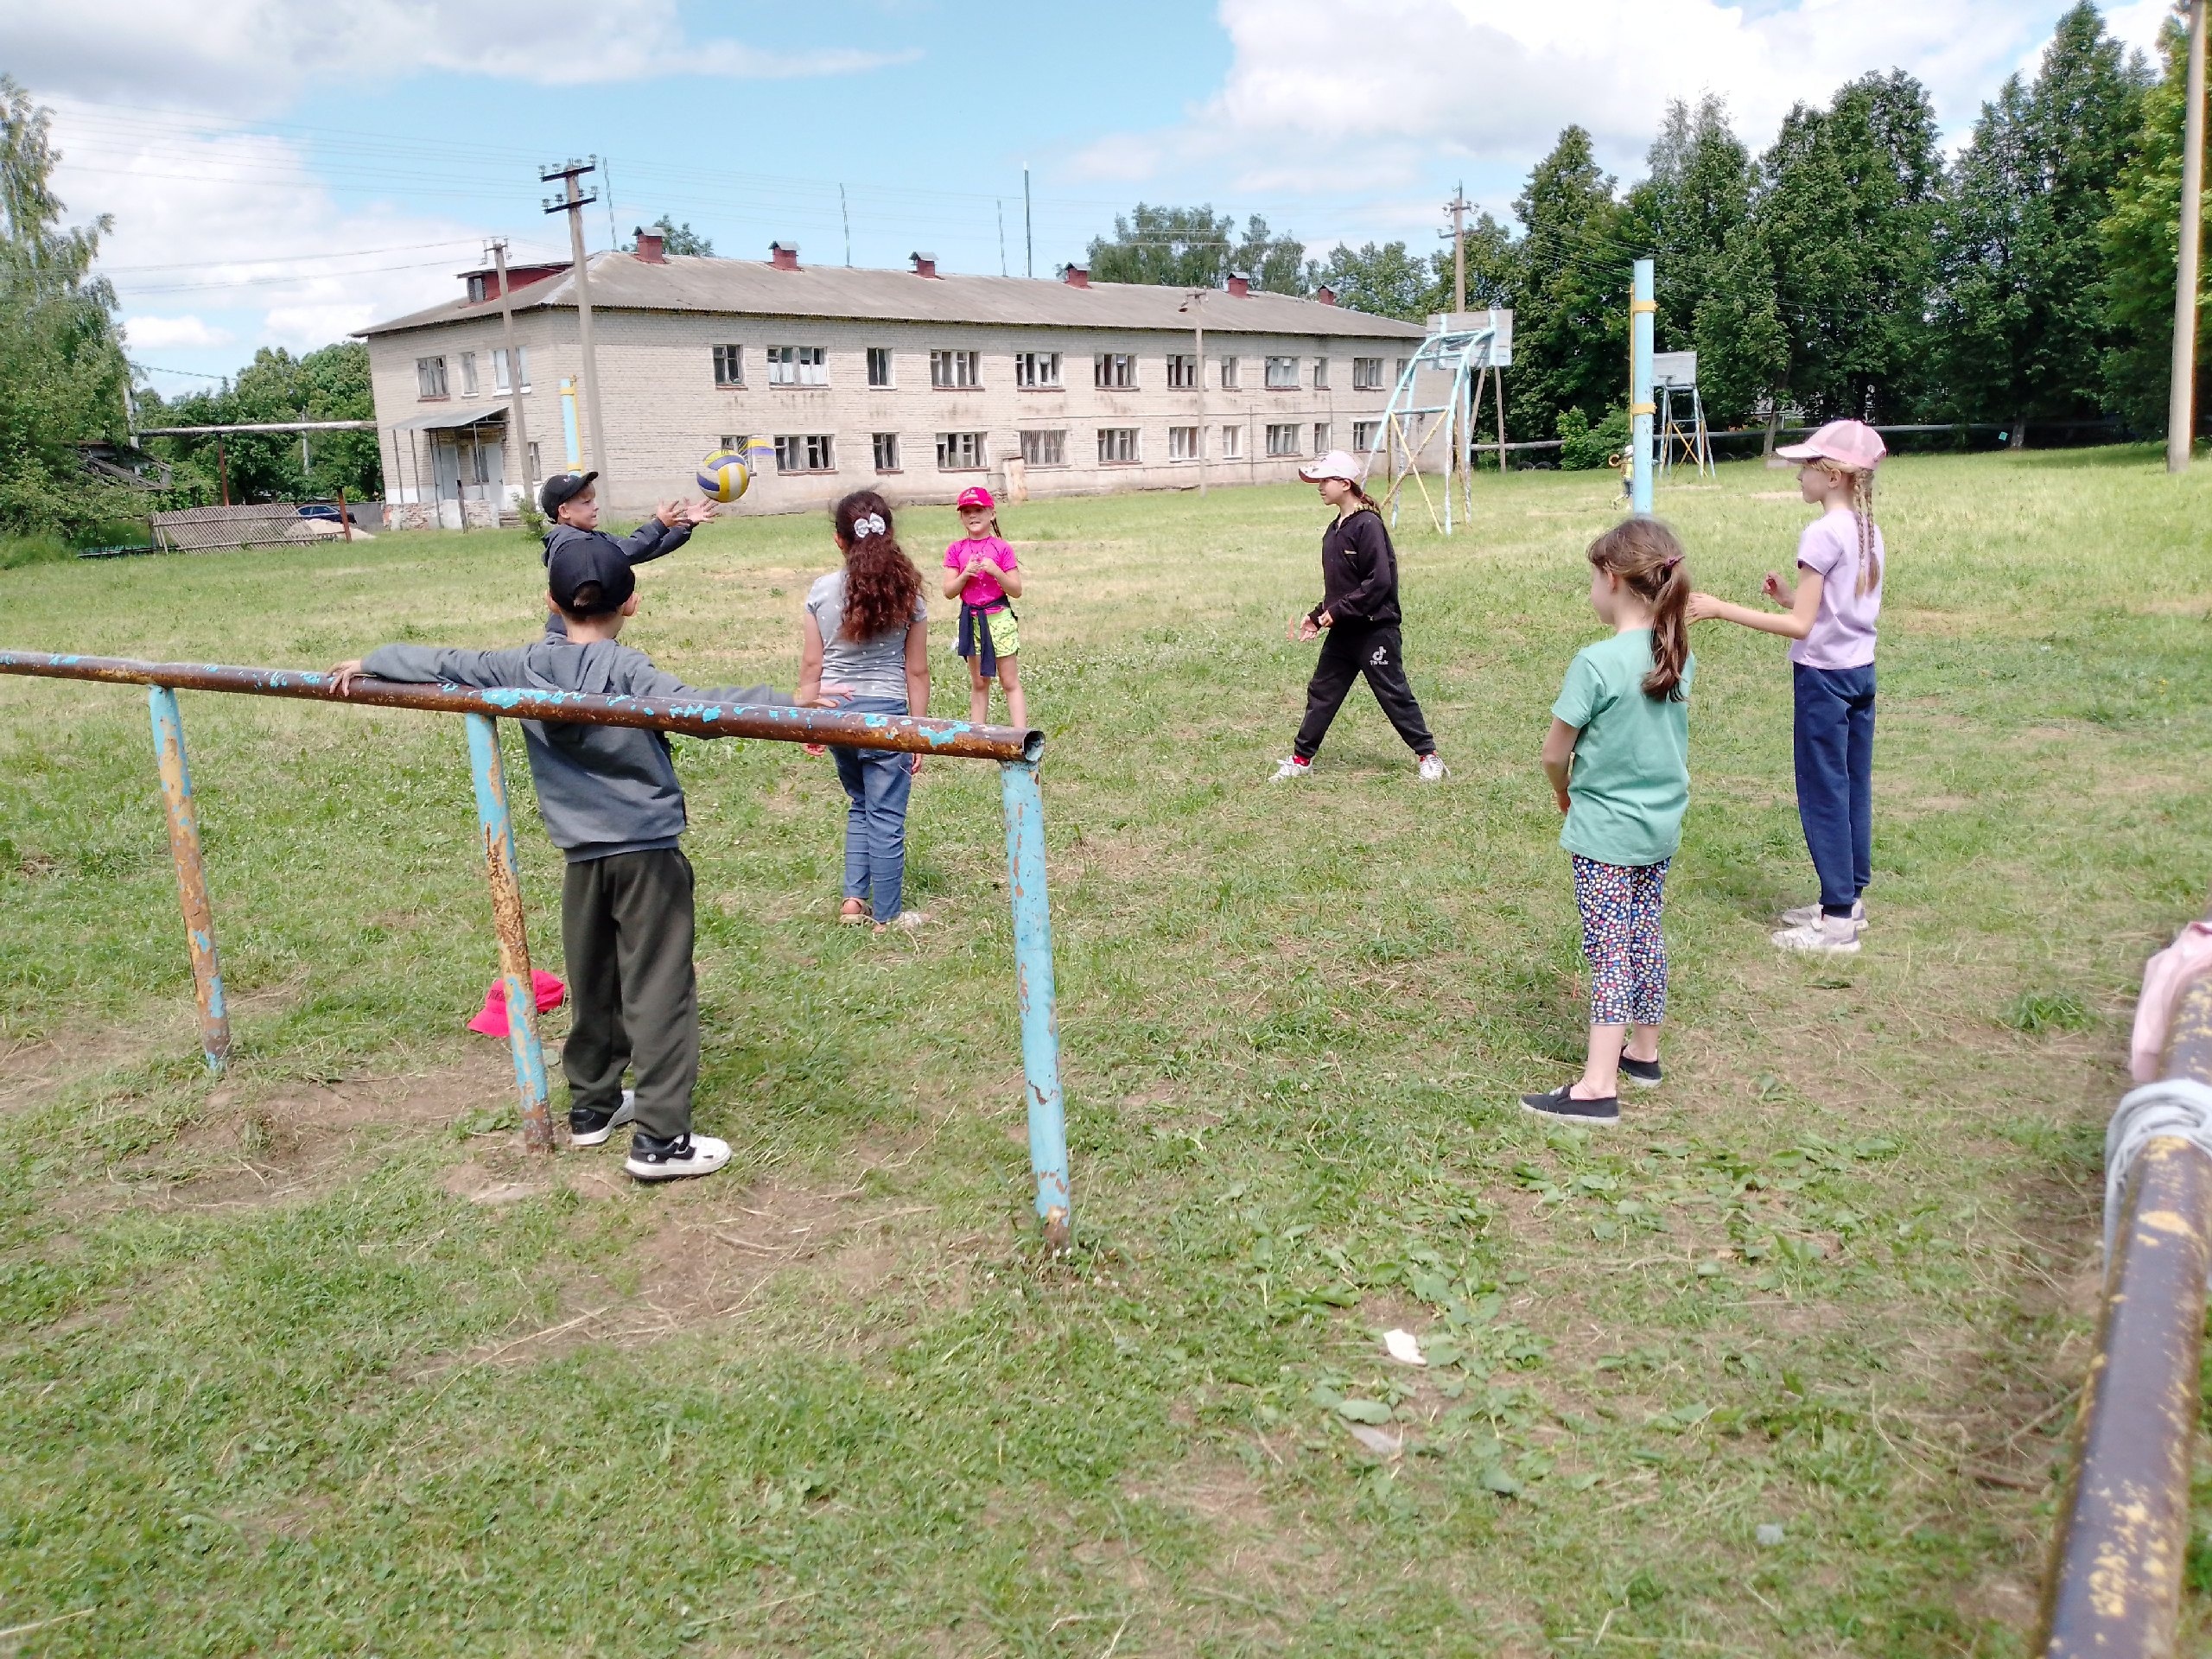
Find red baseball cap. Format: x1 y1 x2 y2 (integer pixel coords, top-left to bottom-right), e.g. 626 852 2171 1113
957 486 995 511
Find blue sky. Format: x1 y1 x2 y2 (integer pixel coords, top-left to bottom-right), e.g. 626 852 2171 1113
5 0 2178 399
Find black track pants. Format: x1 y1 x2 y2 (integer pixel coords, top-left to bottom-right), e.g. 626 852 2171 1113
1294 621 1435 761
559 848 698 1140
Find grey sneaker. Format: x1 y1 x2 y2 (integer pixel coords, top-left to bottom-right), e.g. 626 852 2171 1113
1771 918 1862 956
1781 898 1866 929
1272 756 1314 782
1417 754 1447 783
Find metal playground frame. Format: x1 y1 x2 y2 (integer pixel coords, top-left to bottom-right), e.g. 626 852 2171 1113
1361 309 1511 537
0 651 1074 1249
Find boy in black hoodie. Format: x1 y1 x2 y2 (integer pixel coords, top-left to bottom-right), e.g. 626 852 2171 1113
334 536 823 1182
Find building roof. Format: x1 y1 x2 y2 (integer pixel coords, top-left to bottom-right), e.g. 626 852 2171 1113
356 252 1429 341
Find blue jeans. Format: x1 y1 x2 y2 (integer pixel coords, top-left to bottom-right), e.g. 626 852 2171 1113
1793 663 1876 914
830 696 913 922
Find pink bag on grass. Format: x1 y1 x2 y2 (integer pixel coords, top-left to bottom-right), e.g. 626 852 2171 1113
2132 920 2212 1084
466 970 567 1038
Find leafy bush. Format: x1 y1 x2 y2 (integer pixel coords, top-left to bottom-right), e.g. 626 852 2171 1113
1557 405 1630 471
0 533 74 571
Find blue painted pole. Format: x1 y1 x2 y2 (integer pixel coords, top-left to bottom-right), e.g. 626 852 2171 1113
148 686 229 1073
1000 759 1071 1250
464 714 555 1154
1630 257 1656 516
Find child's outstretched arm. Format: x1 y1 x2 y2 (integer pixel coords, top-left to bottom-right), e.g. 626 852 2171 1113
1687 567 1823 639
1541 718 1578 814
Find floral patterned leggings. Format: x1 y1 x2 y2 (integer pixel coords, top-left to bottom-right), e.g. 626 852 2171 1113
1572 855 1670 1028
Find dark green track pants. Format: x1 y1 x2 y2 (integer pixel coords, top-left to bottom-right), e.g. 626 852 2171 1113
559 848 697 1141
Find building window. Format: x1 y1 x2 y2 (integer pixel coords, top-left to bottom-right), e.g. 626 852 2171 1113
1265 423 1300 457
1264 356 1299 390
767 345 828 387
469 442 493 486
774 434 835 472
416 356 448 398
528 441 542 480
1220 423 1243 460
1352 420 1379 452
873 432 900 472
930 349 980 390
1094 353 1137 390
1353 356 1384 391
1020 429 1065 467
1168 425 1202 461
493 346 531 393
1313 423 1332 454
1097 427 1140 464
1166 353 1198 390
1396 357 1409 384
720 433 750 451
1313 358 1331 390
467 274 489 304
1219 356 1240 391
936 430 988 470
713 344 744 387
867 346 893 387
459 352 479 396
1014 351 1061 389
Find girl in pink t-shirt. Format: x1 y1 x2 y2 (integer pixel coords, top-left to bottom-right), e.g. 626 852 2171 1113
941 485 1027 728
1688 419 1886 957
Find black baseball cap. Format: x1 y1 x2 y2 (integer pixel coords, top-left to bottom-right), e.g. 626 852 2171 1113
540 470 597 517
547 533 634 617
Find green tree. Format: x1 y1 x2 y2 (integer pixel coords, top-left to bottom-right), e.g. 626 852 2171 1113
1312 239 1434 321
1509 125 1629 442
140 341 381 504
2101 6 2211 435
0 75 135 539
1934 3 2147 430
1427 210 1522 313
1693 219 1789 427
626 216 713 256
1085 204 1306 292
1620 96 1756 351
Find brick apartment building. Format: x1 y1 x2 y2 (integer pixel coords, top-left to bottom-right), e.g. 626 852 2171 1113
356 233 1430 521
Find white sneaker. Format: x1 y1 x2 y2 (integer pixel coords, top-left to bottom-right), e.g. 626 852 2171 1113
1271 756 1314 782
1417 754 1447 783
1781 899 1866 929
567 1087 636 1147
875 909 927 932
624 1131 732 1183
1771 918 1862 956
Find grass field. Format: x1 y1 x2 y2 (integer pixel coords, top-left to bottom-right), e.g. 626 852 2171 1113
3 448 2211 1656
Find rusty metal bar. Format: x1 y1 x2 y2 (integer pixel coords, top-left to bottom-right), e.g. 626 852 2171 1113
0 652 1043 763
2037 961 2212 1657
146 685 230 1072
465 715 555 1154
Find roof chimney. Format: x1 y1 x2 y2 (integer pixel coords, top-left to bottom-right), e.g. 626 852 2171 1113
769 241 800 271
1060 263 1089 289
909 251 939 278
1316 283 1338 306
633 228 665 264
1226 270 1250 298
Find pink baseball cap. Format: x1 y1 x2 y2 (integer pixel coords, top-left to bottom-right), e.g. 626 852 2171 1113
1298 449 1363 483
957 486 995 511
1776 419 1886 472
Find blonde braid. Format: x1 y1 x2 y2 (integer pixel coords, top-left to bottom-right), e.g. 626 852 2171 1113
1852 468 1881 596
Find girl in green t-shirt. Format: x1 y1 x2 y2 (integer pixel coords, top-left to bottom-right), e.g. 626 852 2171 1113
1525 520 1694 1127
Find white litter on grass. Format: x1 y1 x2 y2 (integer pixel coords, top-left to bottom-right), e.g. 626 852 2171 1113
1756 1523 1785 1547
1382 1328 1427 1366
1346 1422 1403 1458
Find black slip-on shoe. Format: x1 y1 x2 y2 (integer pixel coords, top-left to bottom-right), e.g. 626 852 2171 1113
1619 1057 1663 1088
568 1088 636 1147
624 1130 732 1183
1518 1084 1620 1126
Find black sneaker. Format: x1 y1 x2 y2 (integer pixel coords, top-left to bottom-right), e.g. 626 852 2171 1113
568 1088 635 1147
1619 1057 1662 1088
624 1130 732 1183
1519 1084 1620 1125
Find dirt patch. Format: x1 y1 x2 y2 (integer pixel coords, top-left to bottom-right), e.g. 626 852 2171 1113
72 1047 516 1213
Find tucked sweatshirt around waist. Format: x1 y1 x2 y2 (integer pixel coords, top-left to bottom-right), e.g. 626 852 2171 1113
360 638 790 861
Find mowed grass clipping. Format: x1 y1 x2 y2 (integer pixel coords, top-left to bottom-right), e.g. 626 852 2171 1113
2 448 2210 1657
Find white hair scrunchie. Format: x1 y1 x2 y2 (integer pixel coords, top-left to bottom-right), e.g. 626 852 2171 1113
851 512 887 540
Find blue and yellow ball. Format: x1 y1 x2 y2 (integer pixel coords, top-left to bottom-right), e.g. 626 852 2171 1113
697 448 753 502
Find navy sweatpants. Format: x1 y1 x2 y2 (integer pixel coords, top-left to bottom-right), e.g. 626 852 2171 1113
1792 662 1876 914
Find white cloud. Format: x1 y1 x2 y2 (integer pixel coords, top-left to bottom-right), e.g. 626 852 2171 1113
123 315 234 349
1072 0 2165 196
0 0 911 107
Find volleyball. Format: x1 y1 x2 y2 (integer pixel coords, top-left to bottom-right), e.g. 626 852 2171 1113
696 448 752 502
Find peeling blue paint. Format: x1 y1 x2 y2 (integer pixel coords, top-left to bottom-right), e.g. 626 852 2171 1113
1001 760 1069 1244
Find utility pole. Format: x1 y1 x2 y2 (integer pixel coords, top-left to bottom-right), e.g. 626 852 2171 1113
1181 290 1208 497
1443 183 1471 316
543 159 611 505
490 238 534 510
2171 0 2207 473
841 183 852 267
1024 165 1033 279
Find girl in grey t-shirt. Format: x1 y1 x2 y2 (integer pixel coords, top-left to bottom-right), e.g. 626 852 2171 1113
798 491 930 929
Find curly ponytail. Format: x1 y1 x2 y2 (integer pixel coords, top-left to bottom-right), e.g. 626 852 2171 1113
830 490 921 640
1586 518 1692 701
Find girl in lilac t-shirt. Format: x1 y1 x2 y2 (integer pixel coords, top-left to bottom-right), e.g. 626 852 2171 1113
1688 419 1886 956
941 485 1027 728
